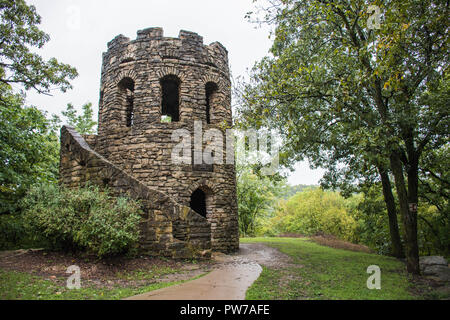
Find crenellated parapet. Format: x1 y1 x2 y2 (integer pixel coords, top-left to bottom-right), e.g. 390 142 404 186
98 28 231 136
102 28 229 81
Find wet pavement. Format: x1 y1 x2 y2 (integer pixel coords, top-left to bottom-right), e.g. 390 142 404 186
124 243 288 300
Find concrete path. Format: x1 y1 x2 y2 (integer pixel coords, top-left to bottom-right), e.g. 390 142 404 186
125 243 287 300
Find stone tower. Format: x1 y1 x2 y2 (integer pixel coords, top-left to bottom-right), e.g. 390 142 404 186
59 28 239 258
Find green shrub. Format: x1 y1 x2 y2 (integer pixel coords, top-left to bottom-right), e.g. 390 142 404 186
21 183 142 257
0 214 50 250
0 214 25 250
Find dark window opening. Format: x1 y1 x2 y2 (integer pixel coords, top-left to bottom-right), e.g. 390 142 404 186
126 95 134 127
190 189 207 218
205 82 218 124
118 77 135 127
160 75 180 122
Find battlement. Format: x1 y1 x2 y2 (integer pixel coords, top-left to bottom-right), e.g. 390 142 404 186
104 28 228 73
136 27 164 40
108 28 211 47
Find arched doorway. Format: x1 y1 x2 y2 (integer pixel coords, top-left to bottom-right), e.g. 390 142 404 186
189 187 212 218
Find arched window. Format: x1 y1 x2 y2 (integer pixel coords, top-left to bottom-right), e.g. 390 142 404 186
205 82 218 124
160 75 180 122
118 77 135 127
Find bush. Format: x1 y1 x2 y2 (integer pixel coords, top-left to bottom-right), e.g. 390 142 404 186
0 213 51 250
0 214 26 250
21 183 142 257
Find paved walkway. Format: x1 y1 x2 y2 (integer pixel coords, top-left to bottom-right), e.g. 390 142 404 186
124 243 280 300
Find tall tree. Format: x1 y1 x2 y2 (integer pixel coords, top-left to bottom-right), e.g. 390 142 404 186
0 0 78 213
237 0 449 274
0 85 60 214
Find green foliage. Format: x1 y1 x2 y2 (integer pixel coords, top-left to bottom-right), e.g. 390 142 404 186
0 213 48 250
61 102 97 134
258 184 447 256
417 143 449 255
349 184 448 256
21 184 142 257
0 214 24 249
0 0 77 94
238 0 449 273
237 165 287 236
237 0 449 194
0 86 60 214
353 186 396 255
267 188 358 241
417 204 450 256
0 0 79 215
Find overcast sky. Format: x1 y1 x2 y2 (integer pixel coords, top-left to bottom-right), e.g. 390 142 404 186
24 0 325 185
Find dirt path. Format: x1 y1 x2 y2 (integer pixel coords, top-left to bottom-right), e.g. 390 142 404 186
125 243 290 300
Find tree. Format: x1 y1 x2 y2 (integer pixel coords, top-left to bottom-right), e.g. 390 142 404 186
268 188 359 241
237 165 286 236
237 0 449 274
0 85 60 214
62 103 97 135
0 0 77 95
0 0 78 214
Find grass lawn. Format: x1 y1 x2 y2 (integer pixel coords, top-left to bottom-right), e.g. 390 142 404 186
242 237 443 300
0 268 207 300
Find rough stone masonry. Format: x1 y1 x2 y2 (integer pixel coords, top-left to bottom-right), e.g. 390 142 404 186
59 28 239 258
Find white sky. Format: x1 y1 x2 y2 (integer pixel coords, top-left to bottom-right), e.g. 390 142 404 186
24 0 325 185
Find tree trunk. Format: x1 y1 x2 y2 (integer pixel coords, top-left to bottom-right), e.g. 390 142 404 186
389 152 421 275
378 166 404 258
406 150 420 270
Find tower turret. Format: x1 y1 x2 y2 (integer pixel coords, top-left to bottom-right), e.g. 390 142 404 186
91 28 238 253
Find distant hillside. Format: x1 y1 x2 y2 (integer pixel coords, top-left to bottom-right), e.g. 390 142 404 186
282 184 318 199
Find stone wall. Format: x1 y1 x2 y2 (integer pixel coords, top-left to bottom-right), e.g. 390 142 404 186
60 126 211 259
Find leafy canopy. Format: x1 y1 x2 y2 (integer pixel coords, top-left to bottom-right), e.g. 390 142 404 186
62 102 98 135
237 0 449 187
0 0 77 95
237 164 287 236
